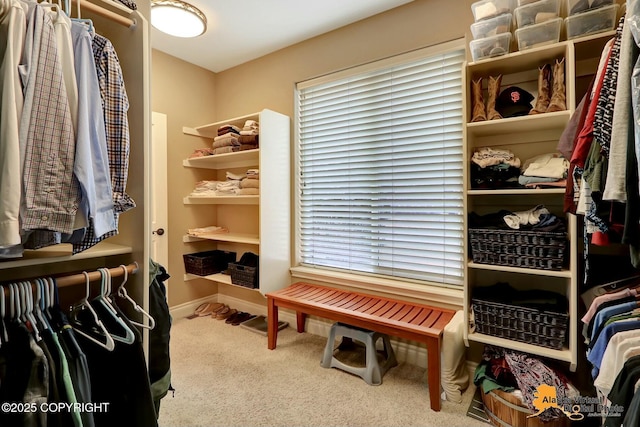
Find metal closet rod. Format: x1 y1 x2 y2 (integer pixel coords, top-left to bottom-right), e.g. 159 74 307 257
54 262 139 288
70 0 136 28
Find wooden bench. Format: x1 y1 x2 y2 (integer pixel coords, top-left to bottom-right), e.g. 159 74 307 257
266 282 456 411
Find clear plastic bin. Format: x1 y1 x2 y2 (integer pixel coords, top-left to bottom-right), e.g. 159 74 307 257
515 17 562 50
517 0 541 6
471 13 513 39
471 0 514 22
565 4 619 39
566 0 615 16
514 0 560 28
470 32 512 61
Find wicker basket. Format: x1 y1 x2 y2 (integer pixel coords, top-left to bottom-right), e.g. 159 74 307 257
481 387 570 427
228 263 258 289
472 298 568 350
183 250 236 276
469 228 567 270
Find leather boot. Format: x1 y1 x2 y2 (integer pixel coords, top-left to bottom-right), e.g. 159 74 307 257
529 64 551 115
486 75 503 120
546 58 566 113
470 78 487 122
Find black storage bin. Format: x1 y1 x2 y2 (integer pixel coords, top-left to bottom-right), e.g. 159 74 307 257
183 250 236 276
229 252 259 289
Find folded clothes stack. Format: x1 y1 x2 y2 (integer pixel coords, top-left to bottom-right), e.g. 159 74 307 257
239 169 259 195
518 152 568 189
190 180 221 197
239 120 260 151
470 147 522 189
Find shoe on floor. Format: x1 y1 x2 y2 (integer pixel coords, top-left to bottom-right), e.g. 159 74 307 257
198 302 223 317
225 311 241 324
211 304 229 318
232 312 255 326
216 307 236 320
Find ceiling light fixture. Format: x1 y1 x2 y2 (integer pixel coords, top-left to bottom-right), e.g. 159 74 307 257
150 0 207 38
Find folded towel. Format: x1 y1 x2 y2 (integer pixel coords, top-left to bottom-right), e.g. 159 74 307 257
238 188 259 195
240 130 259 136
240 144 258 151
226 171 246 181
213 135 240 149
213 146 239 155
241 178 259 189
238 135 259 144
217 124 241 135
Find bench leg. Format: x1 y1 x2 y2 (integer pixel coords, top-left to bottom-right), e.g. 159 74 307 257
426 336 442 411
267 296 278 350
296 312 306 333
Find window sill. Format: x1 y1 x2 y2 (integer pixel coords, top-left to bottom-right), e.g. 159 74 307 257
289 266 464 311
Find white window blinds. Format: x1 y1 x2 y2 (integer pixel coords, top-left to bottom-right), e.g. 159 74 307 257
296 45 465 287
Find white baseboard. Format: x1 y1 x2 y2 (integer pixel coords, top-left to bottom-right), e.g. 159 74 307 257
169 295 219 319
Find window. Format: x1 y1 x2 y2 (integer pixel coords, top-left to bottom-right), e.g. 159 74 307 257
295 42 465 288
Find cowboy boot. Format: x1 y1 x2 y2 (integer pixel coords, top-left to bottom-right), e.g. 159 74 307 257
470 78 487 122
547 58 566 113
486 75 503 120
529 64 551 115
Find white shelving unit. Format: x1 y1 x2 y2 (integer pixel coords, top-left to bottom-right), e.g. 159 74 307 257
182 109 291 295
463 31 616 372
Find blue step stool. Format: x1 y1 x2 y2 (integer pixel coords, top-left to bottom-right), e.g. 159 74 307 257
321 322 397 385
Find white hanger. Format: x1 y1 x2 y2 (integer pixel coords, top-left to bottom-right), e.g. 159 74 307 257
33 278 50 331
69 272 115 351
20 281 41 341
94 268 135 344
116 265 155 330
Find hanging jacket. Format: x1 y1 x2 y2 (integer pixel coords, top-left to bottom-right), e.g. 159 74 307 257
148 258 172 418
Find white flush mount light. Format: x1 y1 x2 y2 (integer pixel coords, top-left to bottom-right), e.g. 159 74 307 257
151 0 207 38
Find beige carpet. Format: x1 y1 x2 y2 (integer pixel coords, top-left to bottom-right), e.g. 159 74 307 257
158 315 487 427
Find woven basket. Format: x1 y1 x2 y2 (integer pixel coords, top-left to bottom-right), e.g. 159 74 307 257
228 263 258 289
472 299 567 350
481 387 570 427
469 228 567 271
183 250 236 276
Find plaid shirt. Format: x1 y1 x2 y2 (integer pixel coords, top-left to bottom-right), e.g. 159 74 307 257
20 3 80 235
74 33 135 253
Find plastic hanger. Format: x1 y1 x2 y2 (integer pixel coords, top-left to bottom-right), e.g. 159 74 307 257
115 265 155 330
72 0 94 34
69 272 115 351
93 268 135 344
33 278 51 332
20 281 41 341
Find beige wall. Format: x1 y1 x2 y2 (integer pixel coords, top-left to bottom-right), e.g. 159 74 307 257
151 50 219 306
152 0 475 307
213 0 474 120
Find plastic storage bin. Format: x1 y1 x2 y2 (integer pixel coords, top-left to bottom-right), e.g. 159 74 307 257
470 32 512 61
514 0 560 28
471 0 514 21
566 0 614 16
565 4 619 39
515 17 562 50
471 13 513 39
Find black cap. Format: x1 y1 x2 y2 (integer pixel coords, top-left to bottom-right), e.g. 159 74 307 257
496 86 535 118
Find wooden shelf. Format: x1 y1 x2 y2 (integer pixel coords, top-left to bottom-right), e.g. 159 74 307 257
183 272 260 291
0 242 132 270
183 149 259 170
467 188 565 196
183 233 259 245
183 112 260 139
183 195 259 205
466 110 570 137
467 331 573 364
467 261 572 278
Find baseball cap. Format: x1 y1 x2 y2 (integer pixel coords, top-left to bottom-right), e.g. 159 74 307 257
496 86 535 118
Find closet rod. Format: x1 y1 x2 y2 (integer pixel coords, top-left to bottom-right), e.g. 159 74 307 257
70 0 136 28
55 262 139 288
